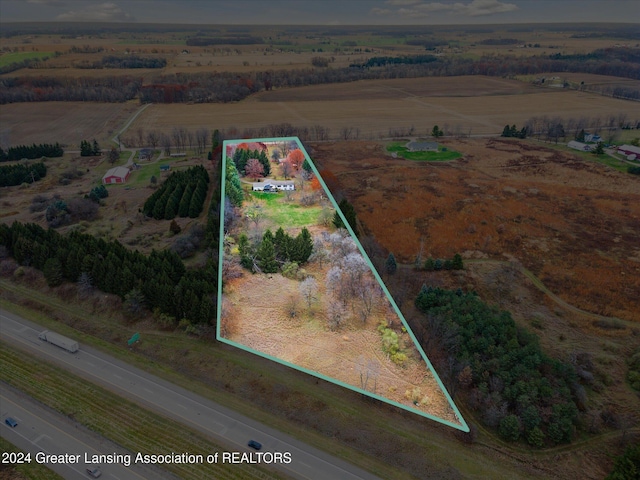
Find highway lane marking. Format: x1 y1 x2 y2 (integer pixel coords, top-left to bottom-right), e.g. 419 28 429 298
33 433 48 444
1 394 151 480
1 311 377 480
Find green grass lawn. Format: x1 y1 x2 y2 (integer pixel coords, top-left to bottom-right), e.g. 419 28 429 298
249 191 323 228
0 51 53 68
539 141 630 173
386 141 462 161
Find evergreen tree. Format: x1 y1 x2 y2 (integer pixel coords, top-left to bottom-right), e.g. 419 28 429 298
43 258 63 287
501 125 512 137
80 140 93 156
452 253 464 270
385 252 397 275
291 227 313 264
92 139 101 156
257 235 278 273
333 198 358 237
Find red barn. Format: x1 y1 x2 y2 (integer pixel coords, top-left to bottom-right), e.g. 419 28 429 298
102 166 131 184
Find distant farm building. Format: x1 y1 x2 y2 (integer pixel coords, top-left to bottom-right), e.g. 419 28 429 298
567 141 592 152
252 180 295 192
406 141 438 152
618 144 640 157
160 164 171 172
102 166 131 184
139 148 153 160
584 133 602 143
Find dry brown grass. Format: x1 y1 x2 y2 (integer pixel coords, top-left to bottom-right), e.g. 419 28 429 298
0 101 138 146
223 265 461 426
311 138 640 322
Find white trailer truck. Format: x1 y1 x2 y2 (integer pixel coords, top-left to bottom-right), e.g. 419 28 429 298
38 330 79 353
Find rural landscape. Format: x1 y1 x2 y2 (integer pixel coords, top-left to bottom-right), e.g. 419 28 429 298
218 138 464 429
1 9 639 480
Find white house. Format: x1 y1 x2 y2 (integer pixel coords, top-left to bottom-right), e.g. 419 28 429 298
252 180 295 192
584 133 601 143
567 141 592 152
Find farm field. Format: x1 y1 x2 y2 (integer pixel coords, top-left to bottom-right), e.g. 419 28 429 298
125 79 640 139
310 138 640 322
0 101 138 147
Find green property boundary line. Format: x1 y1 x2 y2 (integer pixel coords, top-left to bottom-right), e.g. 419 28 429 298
216 136 469 433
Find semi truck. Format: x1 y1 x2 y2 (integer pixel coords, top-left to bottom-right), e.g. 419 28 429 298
38 330 79 353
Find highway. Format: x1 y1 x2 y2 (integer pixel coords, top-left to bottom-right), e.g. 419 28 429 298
0 309 380 480
1 389 177 480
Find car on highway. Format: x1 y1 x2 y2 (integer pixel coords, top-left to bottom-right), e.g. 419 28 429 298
247 440 262 450
4 417 18 428
86 466 102 478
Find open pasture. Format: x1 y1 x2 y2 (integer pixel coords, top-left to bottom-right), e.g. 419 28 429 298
0 101 138 147
127 78 640 138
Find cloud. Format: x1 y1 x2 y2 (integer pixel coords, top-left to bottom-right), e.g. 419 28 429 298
56 2 134 22
457 0 518 16
384 0 518 18
27 0 66 5
385 0 423 5
371 7 392 15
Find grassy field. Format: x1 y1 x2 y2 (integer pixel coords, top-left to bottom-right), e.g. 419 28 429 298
0 101 139 147
127 82 640 140
0 51 53 67
387 141 462 161
248 191 323 228
0 436 63 480
0 341 284 480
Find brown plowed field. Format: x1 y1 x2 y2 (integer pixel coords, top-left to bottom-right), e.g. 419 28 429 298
310 138 640 322
0 101 138 146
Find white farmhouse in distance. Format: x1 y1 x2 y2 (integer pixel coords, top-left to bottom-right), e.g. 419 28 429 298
252 180 295 192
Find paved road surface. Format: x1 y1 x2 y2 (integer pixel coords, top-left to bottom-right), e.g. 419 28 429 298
0 309 380 480
1 389 176 480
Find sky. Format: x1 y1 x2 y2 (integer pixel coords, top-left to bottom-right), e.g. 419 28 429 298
0 0 638 25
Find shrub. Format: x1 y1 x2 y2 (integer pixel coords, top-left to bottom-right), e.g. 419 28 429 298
499 415 521 441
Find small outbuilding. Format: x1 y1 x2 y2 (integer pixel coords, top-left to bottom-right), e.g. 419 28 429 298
618 144 640 157
406 141 438 152
567 141 592 152
102 166 130 184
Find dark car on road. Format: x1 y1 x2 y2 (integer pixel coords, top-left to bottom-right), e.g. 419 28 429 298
86 466 102 478
247 440 262 450
4 417 18 428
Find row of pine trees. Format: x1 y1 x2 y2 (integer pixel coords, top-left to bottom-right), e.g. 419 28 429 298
142 165 210 220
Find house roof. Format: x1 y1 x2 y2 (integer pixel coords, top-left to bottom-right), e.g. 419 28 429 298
567 141 590 150
618 144 640 155
406 141 438 151
102 166 130 179
252 180 294 187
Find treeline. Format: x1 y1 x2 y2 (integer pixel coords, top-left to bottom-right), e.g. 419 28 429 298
415 287 581 446
185 36 264 46
420 254 464 271
0 54 57 75
76 55 167 69
0 222 216 326
3 47 639 105
0 162 47 187
501 124 528 139
232 147 270 176
0 143 63 162
477 38 520 45
0 76 142 104
143 165 210 220
354 55 438 68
